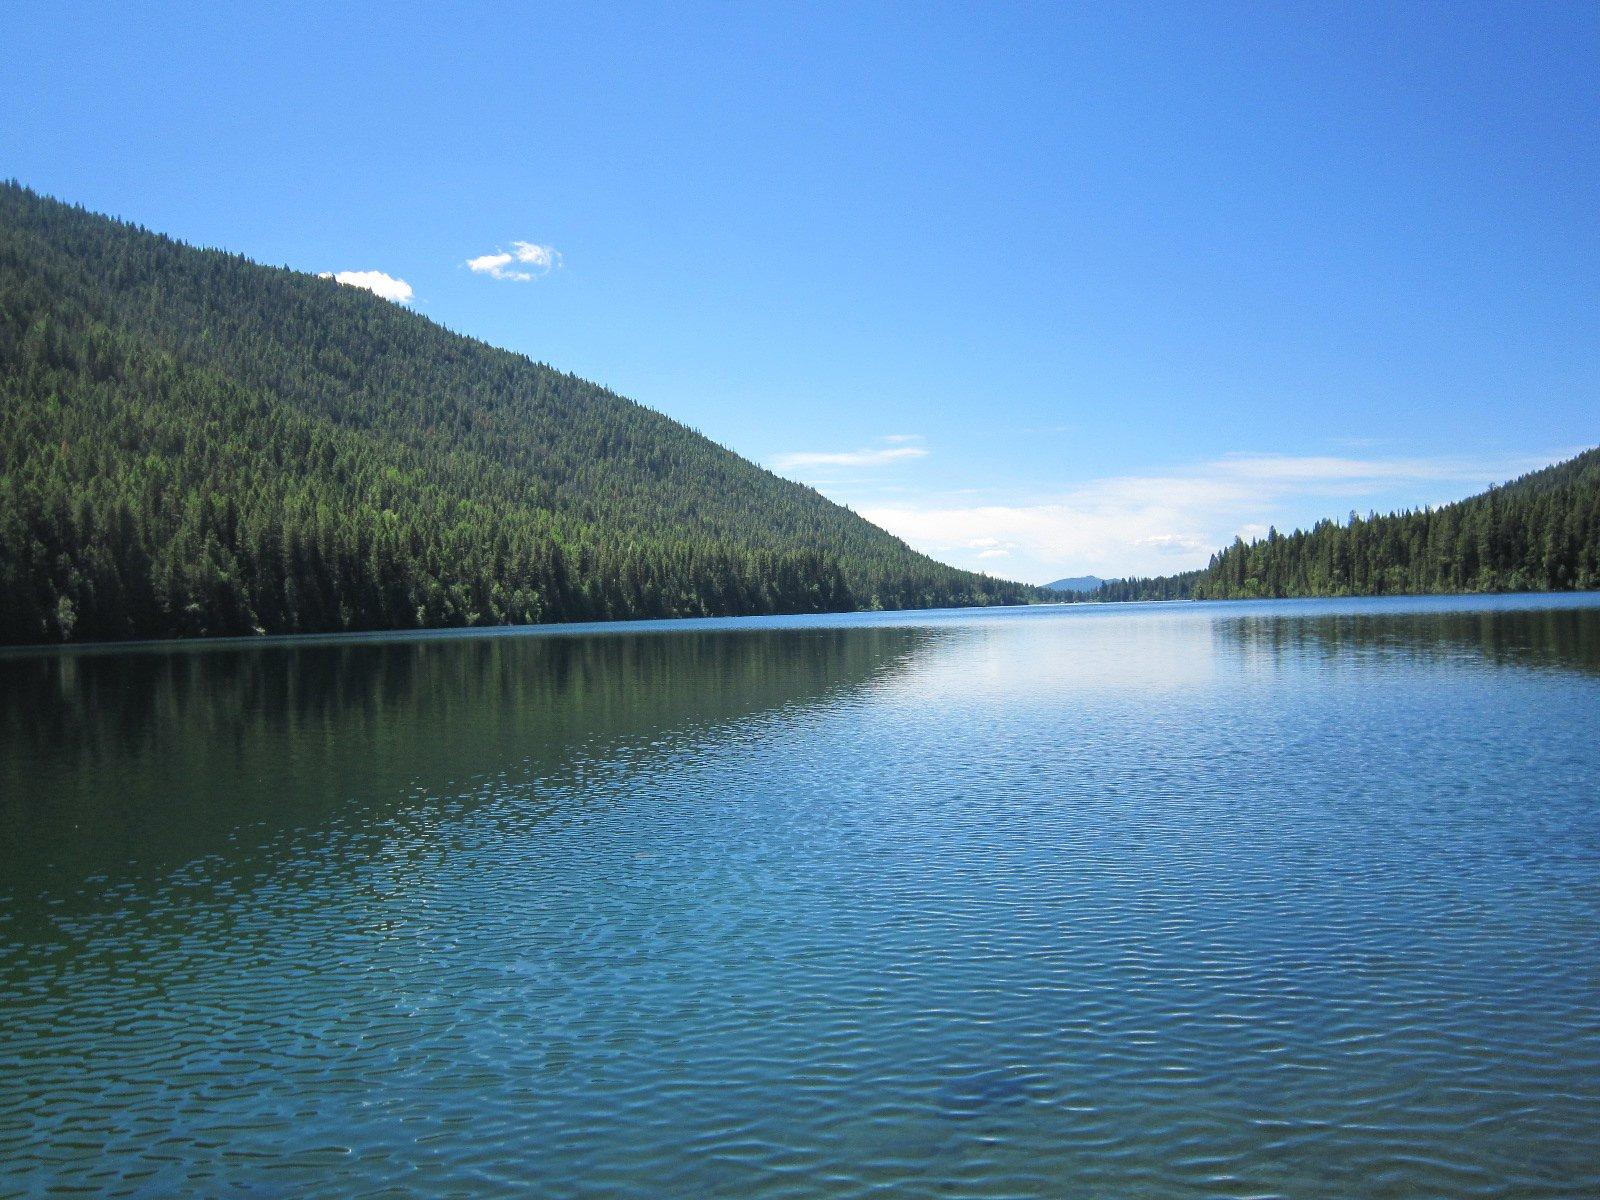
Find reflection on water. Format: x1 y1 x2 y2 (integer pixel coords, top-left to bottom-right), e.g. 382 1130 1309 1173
0 628 929 896
2 596 1599 1198
1216 599 1600 677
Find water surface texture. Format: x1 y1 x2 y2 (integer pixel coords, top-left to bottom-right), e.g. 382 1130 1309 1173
3 596 1599 1198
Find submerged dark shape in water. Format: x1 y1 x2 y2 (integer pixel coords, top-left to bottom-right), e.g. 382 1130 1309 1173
936 1064 1043 1118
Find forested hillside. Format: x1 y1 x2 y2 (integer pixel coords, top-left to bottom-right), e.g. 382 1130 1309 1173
1191 449 1600 599
0 183 1031 644
1061 449 1600 603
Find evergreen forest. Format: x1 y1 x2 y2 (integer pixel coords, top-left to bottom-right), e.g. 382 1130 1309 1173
0 183 1033 644
1054 449 1600 604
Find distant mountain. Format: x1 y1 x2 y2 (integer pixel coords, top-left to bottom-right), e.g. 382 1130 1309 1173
0 183 1035 644
1041 576 1105 593
1059 448 1600 604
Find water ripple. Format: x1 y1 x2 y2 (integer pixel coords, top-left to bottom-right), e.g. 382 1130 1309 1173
2 598 1599 1197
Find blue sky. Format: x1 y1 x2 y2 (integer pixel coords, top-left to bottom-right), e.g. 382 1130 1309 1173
5 1 1596 583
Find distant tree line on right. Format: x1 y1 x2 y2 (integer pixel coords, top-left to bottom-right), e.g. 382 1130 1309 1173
1059 447 1600 603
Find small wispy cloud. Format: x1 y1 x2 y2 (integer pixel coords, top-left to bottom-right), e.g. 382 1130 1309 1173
773 436 929 471
319 269 413 303
467 240 562 282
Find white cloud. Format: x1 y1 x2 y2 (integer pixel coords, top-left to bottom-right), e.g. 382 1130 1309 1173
857 449 1575 583
467 240 562 281
318 269 413 303
1136 533 1211 552
773 436 929 471
467 252 515 274
776 446 929 469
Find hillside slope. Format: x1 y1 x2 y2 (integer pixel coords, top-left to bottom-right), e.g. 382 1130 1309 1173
0 184 1031 644
1066 449 1600 603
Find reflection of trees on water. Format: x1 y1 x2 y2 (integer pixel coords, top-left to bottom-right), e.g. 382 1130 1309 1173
0 627 933 891
1215 605 1600 678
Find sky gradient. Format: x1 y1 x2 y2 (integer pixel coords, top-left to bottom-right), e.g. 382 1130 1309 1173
5 1 1596 582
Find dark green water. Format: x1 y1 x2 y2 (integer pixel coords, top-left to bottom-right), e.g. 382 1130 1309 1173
3 595 1599 1198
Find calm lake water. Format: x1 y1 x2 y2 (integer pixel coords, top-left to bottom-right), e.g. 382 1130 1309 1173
3 594 1599 1199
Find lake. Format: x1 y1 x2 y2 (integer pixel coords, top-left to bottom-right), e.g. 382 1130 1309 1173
3 594 1599 1198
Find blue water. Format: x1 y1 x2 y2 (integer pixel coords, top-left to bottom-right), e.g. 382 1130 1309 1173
2 594 1599 1197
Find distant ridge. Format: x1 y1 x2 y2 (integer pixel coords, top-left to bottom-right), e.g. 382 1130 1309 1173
0 183 1035 644
1042 575 1104 593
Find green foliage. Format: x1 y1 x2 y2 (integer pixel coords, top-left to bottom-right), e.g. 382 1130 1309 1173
1060 452 1600 604
0 183 1033 644
1190 451 1600 600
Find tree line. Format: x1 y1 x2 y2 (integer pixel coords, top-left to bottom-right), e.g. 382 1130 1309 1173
1052 449 1600 604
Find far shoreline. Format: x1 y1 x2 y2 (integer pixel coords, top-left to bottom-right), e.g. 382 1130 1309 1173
5 590 1599 661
